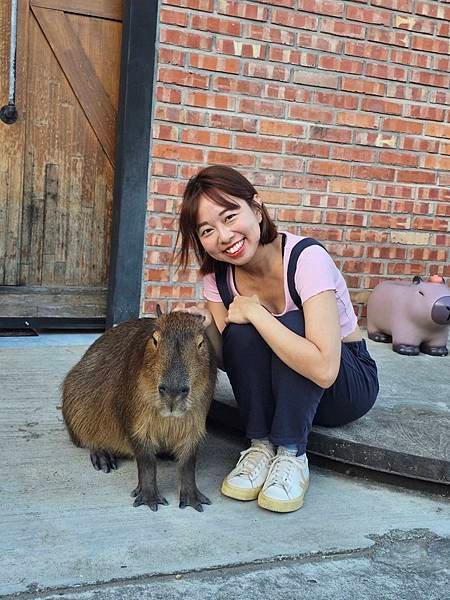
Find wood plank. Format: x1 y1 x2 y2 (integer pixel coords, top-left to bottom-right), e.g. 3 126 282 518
0 286 107 317
30 0 122 22
32 6 117 167
42 163 59 283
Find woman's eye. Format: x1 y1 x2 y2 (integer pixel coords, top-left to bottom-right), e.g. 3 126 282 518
225 213 237 222
200 228 212 237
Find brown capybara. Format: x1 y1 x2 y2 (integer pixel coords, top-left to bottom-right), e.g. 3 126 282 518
62 309 217 511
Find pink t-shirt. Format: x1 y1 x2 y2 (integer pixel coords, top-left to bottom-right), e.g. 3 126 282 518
202 231 358 339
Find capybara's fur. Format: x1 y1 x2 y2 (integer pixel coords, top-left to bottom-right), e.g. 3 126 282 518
62 311 217 511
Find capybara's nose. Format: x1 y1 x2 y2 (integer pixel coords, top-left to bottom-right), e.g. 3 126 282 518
431 297 450 324
158 384 190 398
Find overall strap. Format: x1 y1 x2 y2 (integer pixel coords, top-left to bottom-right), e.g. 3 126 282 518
214 261 233 309
287 238 327 310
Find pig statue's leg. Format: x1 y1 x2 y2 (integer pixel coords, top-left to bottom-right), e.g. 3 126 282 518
368 331 392 343
391 329 421 355
420 331 449 356
178 450 211 512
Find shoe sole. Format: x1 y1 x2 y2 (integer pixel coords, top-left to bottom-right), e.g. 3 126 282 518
257 483 309 513
221 479 262 501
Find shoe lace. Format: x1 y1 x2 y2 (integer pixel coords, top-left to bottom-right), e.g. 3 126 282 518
232 446 273 479
264 455 308 494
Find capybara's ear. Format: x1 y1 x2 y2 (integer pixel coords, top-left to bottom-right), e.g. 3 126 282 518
413 276 422 285
192 313 207 327
156 304 163 318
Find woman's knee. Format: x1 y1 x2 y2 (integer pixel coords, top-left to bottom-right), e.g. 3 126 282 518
222 322 265 351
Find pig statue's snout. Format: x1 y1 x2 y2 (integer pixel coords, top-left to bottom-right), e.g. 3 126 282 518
431 296 450 325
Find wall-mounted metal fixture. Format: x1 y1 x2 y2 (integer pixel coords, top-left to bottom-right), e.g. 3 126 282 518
0 0 19 125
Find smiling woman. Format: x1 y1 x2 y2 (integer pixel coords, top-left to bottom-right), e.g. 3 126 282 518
175 165 379 514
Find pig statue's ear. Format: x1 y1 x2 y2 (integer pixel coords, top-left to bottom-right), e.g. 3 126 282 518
412 276 422 285
156 304 163 318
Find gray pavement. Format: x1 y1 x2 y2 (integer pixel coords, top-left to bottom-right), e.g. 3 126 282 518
0 333 449 599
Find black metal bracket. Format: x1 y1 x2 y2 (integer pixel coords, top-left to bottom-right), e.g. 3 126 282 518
0 102 18 124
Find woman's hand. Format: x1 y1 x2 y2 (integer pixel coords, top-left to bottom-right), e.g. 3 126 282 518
225 295 262 325
172 304 212 328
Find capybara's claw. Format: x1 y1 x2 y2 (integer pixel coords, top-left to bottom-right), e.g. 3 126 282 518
133 490 168 511
90 450 117 473
179 490 211 511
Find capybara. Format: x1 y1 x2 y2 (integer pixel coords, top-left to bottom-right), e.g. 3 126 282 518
367 276 450 356
62 309 217 511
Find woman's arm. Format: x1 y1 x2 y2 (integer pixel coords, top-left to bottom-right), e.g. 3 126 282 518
227 291 341 388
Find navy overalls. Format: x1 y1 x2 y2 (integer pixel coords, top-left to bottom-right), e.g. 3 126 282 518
215 237 379 453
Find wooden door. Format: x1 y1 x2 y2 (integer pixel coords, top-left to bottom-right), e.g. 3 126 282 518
0 0 122 318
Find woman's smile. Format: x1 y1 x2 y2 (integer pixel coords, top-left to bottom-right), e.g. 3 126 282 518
224 239 245 257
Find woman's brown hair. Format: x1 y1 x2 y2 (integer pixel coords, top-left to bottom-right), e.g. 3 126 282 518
176 165 277 275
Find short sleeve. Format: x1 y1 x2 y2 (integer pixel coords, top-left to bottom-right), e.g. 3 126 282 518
294 245 338 304
202 272 223 303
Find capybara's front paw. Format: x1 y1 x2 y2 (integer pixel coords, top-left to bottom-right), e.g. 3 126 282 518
90 450 118 473
179 488 211 512
131 485 168 511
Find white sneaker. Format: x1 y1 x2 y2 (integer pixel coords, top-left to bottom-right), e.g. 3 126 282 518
258 452 309 513
221 444 275 501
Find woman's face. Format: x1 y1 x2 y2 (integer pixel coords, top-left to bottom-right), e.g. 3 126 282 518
196 194 262 265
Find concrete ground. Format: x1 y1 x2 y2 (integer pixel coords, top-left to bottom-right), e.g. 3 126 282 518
0 333 449 599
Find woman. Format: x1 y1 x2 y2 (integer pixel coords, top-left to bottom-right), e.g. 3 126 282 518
175 165 379 513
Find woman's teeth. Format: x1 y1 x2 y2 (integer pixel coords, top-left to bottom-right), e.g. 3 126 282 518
225 240 244 255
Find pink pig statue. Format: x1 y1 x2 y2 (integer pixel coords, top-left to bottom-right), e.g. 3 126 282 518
367 276 450 356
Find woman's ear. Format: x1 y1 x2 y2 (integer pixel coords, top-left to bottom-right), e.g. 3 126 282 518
253 194 263 223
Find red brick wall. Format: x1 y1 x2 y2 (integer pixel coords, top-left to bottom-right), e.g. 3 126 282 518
143 0 450 323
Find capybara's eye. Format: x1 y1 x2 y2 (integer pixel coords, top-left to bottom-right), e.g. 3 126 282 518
152 331 161 347
196 334 204 348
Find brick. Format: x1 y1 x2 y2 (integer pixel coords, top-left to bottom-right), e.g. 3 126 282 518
260 120 306 138
297 32 343 54
160 8 188 26
292 70 339 89
324 212 366 226
346 229 389 243
147 215 178 230
278 209 322 223
213 76 263 96
367 247 407 259
272 9 318 30
411 71 450 89
243 61 291 81
315 91 358 110
181 129 232 148
158 67 209 89
262 191 302 205
320 18 365 39
329 180 370 194
344 40 389 61
155 106 206 126
145 232 174 247
162 0 213 10
218 1 269 21
423 155 450 171
434 234 450 247
387 263 425 276
370 215 410 229
440 142 450 156
343 261 383 274
411 217 448 231
301 194 346 209
281 175 328 191
353 165 395 181
268 47 316 68
185 91 235 111
347 5 390 26
216 39 266 59
361 98 402 115
160 28 212 50
235 134 283 153
350 197 390 212
209 114 257 132
151 162 178 178
434 56 450 72
409 248 448 261
191 14 242 36
147 198 174 213
367 28 408 47
417 187 450 201
301 227 343 241
365 63 407 81
285 140 329 157
425 123 450 138
365 133 397 148
153 143 204 162
371 0 413 11
385 84 427 102
263 84 312 103
144 268 170 282
394 15 435 34
207 150 255 167
390 49 431 69
156 87 182 104
189 54 240 74
403 105 445 122
158 48 186 66
342 77 385 96
379 151 418 167
246 24 295 45
391 201 430 214
289 106 334 123
252 172 281 187
318 55 364 74
260 156 305 172
153 124 179 142
391 231 429 245
308 160 351 177
383 118 422 134
436 22 450 37
337 112 379 129
436 204 450 217
373 184 413 198
239 98 285 117
397 170 436 184
412 35 450 55
298 0 344 16
331 146 376 162
310 126 352 144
